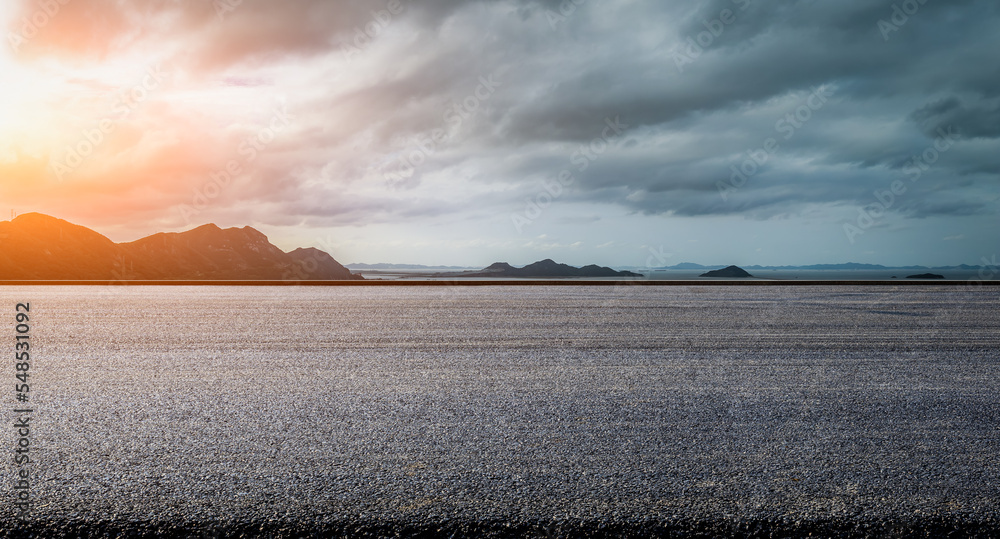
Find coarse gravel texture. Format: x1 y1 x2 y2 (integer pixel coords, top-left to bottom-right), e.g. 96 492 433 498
1 285 998 538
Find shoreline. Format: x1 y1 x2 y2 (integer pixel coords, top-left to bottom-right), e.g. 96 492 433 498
0 279 998 286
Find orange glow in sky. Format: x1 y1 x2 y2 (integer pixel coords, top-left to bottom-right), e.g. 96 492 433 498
1 1 997 268
0 1 311 241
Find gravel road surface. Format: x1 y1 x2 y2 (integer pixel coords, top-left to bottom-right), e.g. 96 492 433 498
1 285 998 537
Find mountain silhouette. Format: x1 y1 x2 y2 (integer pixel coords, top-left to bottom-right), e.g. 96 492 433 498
468 259 641 278
906 273 945 279
0 213 361 280
700 265 753 278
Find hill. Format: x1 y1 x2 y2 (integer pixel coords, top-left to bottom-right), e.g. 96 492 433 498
0 213 361 280
906 273 945 280
464 259 642 278
700 265 753 278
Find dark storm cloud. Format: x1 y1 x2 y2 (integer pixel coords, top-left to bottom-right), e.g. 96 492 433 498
911 97 1000 140
11 0 999 227
471 0 1000 220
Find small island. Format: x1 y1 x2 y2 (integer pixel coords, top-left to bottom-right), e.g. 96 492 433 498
906 273 945 279
700 265 753 278
459 259 642 278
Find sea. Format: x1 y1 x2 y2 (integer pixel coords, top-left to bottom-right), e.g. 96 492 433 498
356 268 998 281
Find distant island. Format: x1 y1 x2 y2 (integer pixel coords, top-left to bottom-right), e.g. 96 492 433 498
651 262 986 271
346 263 475 271
700 265 753 278
438 259 642 278
0 213 361 280
906 273 945 279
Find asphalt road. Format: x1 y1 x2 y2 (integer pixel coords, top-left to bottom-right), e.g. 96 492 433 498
2 285 998 537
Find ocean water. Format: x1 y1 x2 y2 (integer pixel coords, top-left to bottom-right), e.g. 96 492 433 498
2 285 999 525
630 269 997 281
358 268 999 281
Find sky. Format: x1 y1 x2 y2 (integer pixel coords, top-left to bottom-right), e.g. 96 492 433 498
0 0 997 268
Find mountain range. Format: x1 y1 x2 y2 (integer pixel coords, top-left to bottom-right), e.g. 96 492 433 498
347 261 991 272
651 262 986 271
0 213 361 280
346 263 476 270
456 259 642 278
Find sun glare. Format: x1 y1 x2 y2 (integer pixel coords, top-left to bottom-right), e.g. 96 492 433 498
0 53 55 148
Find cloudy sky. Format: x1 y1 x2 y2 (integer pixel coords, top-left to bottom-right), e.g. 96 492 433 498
1 0 997 267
